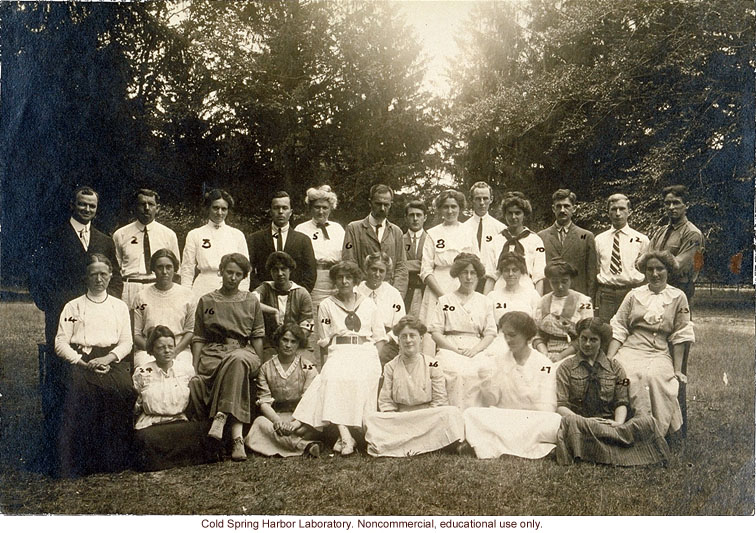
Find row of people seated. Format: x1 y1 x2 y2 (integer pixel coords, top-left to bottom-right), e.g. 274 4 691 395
51 245 690 475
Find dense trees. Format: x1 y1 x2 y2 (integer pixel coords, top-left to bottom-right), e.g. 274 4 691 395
1 0 752 282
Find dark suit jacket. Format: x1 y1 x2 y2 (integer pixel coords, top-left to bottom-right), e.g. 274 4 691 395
248 228 317 293
538 223 597 298
29 221 123 317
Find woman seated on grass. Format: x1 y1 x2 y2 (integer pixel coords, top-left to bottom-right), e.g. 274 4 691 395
556 318 670 466
364 316 464 457
533 260 593 363
245 323 323 458
429 253 497 409
133 326 219 471
54 253 135 477
463 312 561 459
254 251 313 355
292 261 386 456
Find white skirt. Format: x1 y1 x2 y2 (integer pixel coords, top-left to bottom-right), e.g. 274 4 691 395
435 337 497 409
293 343 381 428
418 266 456 322
245 412 318 457
191 271 223 303
464 407 562 459
365 406 465 457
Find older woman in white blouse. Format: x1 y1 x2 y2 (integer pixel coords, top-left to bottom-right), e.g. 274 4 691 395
54 253 135 477
180 189 249 302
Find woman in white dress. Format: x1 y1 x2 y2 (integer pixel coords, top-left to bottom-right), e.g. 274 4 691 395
487 251 541 324
356 252 406 365
418 190 478 324
365 315 464 457
484 192 546 295
429 253 497 409
464 312 562 459
293 261 386 456
534 260 593 363
133 248 195 370
180 189 250 303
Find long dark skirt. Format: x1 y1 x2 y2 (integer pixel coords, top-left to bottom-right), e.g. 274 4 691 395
58 346 137 477
556 414 670 466
134 420 221 471
189 346 261 424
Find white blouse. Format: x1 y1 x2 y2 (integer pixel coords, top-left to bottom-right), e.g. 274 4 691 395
133 283 196 338
133 361 193 430
180 221 250 291
356 281 406 333
316 293 388 348
420 222 479 281
55 294 132 364
295 219 345 264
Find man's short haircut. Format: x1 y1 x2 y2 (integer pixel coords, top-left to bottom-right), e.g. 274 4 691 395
72 186 99 203
369 184 394 200
552 189 576 204
469 181 493 199
607 193 630 209
135 188 160 203
271 190 291 204
662 185 689 203
204 189 235 209
404 199 427 216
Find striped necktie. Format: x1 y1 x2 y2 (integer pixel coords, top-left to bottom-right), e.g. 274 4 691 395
609 230 622 275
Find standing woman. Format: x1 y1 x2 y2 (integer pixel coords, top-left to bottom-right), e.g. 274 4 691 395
181 189 250 303
54 254 135 476
133 248 195 370
429 253 497 409
189 253 264 462
295 185 345 315
293 261 386 456
484 192 546 295
608 251 694 437
418 190 478 324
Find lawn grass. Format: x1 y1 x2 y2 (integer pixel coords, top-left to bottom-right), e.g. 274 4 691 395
0 301 753 515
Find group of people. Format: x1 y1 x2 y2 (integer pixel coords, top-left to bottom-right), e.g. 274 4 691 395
28 180 703 476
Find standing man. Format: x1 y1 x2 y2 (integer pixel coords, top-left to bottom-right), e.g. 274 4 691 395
648 185 704 305
538 189 597 298
594 193 648 321
462 181 505 291
342 184 408 297
402 200 429 316
112 188 180 308
248 191 317 293
28 186 122 471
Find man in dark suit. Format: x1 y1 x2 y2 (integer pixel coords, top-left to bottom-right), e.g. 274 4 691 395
402 200 429 316
538 189 597 298
248 191 317 293
28 185 122 472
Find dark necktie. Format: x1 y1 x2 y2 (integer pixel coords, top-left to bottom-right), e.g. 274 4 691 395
275 231 283 251
476 218 483 250
609 230 622 275
143 226 152 273
660 224 675 250
580 360 603 417
316 222 330 240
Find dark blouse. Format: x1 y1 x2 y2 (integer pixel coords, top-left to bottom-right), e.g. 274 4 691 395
555 351 630 419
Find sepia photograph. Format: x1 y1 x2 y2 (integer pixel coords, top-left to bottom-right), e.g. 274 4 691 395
0 0 753 523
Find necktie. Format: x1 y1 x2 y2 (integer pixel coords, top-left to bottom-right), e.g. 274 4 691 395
375 223 381 241
275 231 283 251
370 290 377 303
609 230 622 275
580 360 603 418
79 228 89 251
558 227 566 244
411 234 418 258
476 218 483 250
660 224 675 250
143 226 152 273
316 222 330 240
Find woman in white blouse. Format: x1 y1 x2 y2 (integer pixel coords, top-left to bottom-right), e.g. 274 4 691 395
180 189 250 303
54 253 135 477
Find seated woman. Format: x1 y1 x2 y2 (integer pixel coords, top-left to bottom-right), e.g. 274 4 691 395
245 323 323 458
464 312 562 459
133 326 219 471
556 318 670 465
54 253 136 477
608 251 695 437
189 253 265 462
254 251 313 354
533 260 593 363
293 261 386 456
356 252 406 366
133 248 195 371
487 252 541 324
429 253 497 409
365 316 464 457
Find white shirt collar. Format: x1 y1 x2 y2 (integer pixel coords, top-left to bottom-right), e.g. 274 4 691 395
408 229 423 239
272 223 290 234
207 220 225 230
368 214 385 228
70 217 90 233
135 220 155 231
